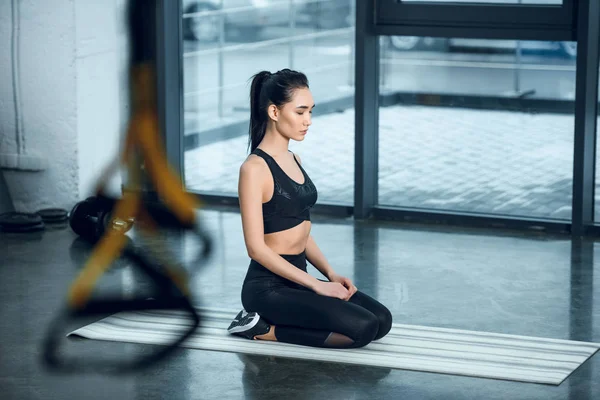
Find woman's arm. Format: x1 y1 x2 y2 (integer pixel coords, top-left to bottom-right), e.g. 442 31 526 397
306 234 357 300
305 235 335 280
292 152 356 299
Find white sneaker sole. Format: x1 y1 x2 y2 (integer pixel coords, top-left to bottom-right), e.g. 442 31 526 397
228 313 260 334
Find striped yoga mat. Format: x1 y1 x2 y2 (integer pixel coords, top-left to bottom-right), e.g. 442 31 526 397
68 306 599 385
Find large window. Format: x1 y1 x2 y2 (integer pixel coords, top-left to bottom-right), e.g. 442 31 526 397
377 35 576 220
181 0 355 205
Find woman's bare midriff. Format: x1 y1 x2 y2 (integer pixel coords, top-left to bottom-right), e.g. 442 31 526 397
264 220 311 255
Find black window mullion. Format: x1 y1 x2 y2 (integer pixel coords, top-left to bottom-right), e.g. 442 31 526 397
375 0 576 40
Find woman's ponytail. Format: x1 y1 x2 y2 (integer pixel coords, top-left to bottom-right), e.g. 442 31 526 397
248 71 271 153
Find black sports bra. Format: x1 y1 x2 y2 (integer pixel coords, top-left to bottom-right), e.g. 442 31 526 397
252 148 318 234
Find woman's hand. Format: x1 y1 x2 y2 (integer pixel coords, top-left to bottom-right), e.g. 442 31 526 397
312 281 350 300
328 273 358 300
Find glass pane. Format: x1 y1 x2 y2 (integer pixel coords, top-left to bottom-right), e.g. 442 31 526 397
378 35 576 220
182 0 355 205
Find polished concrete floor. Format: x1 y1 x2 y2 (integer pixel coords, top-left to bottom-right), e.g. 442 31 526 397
1 208 599 400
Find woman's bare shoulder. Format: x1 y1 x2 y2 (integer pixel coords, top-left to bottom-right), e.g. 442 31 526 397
239 153 269 181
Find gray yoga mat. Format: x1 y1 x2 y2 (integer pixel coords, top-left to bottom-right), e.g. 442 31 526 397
68 306 600 385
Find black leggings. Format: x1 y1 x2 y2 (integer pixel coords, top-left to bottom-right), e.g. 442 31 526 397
241 252 393 349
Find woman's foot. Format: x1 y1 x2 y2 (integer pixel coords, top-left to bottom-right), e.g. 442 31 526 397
227 310 271 340
254 325 276 341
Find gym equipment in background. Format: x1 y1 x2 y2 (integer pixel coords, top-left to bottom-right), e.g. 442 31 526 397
0 212 45 233
41 0 213 375
68 196 132 243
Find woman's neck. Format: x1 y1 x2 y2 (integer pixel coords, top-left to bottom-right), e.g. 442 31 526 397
259 128 290 157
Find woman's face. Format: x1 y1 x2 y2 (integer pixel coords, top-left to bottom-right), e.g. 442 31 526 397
268 87 314 142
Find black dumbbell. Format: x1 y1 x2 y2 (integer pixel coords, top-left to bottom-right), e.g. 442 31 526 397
68 197 107 242
68 195 133 242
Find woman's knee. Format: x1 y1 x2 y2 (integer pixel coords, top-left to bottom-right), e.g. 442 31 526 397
351 313 380 348
373 306 393 341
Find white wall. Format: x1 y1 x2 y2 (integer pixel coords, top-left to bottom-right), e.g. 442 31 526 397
0 0 128 212
75 0 130 200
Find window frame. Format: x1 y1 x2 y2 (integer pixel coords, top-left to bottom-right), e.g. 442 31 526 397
374 0 577 41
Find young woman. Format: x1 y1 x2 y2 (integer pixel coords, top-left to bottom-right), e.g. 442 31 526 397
227 69 392 349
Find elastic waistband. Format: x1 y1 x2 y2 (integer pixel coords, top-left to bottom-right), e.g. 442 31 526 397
252 250 306 268
246 251 307 281
278 250 306 263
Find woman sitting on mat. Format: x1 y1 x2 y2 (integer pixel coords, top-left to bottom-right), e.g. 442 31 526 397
227 69 392 349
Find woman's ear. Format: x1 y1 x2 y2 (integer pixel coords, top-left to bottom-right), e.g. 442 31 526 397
267 104 279 122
